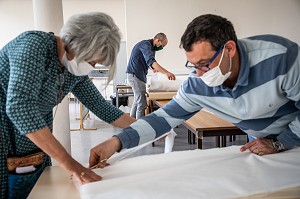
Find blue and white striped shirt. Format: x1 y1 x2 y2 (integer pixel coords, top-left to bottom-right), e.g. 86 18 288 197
116 35 300 150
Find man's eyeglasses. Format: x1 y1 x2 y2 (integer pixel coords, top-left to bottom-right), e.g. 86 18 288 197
185 44 225 71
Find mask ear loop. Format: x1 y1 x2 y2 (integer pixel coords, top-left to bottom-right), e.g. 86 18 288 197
228 57 232 73
217 47 226 66
226 45 232 74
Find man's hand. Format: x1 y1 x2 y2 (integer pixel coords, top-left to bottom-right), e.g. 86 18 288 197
166 72 176 80
240 138 276 156
89 136 122 168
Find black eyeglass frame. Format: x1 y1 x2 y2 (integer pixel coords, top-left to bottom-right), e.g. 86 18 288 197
185 44 225 71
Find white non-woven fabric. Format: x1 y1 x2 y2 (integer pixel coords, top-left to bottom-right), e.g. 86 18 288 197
148 73 183 92
79 146 300 199
164 130 177 153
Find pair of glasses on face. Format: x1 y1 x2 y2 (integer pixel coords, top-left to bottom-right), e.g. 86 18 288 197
185 44 225 71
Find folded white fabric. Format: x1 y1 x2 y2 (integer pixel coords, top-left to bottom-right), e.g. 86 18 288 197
148 73 183 92
118 105 131 113
79 146 300 199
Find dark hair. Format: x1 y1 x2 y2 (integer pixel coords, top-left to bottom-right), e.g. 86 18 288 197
180 14 237 51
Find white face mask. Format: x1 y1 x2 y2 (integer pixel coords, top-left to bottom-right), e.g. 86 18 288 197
61 53 94 76
200 48 232 87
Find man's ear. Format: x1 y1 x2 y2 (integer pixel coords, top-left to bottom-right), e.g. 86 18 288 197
225 40 237 58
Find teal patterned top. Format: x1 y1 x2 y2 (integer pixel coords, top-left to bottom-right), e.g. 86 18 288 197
0 31 124 197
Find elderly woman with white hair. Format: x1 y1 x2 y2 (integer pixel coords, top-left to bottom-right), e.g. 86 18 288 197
0 12 135 198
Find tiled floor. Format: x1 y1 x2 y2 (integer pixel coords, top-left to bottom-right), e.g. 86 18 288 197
69 101 248 165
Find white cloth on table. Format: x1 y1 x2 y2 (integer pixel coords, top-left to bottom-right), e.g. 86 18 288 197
78 146 300 199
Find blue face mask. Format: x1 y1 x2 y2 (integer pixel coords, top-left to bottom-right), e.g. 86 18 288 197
154 44 163 51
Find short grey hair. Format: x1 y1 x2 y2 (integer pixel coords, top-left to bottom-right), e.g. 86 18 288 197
60 12 121 83
154 33 167 41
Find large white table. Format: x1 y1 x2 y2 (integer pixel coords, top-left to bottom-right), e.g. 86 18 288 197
29 146 300 199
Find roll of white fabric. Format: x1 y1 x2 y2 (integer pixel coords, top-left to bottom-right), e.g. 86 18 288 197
148 73 183 92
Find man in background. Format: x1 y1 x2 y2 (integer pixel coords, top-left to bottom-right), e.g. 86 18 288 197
126 33 176 119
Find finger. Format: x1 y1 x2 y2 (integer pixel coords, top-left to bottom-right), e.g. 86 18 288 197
80 169 103 183
96 162 109 169
98 159 110 168
86 170 102 182
253 147 260 154
73 172 85 184
240 141 256 151
89 151 100 168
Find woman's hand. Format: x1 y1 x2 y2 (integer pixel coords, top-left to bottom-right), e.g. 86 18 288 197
240 138 276 156
89 136 121 169
26 127 102 184
63 159 102 184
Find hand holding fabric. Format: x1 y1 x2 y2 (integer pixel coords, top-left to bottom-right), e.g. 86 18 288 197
89 136 121 169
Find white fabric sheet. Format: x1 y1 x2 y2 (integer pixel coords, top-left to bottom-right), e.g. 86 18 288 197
79 146 300 199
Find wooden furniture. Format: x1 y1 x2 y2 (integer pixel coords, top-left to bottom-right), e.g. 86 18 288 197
146 91 177 113
29 166 80 199
153 100 247 149
70 102 97 131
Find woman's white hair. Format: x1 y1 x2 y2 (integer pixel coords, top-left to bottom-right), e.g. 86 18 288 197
60 12 121 83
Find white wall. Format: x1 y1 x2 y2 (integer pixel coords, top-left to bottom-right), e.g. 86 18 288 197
62 0 126 40
1 0 300 74
125 0 300 74
0 0 34 48
0 0 126 48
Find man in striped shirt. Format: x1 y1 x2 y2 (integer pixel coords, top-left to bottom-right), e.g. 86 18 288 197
89 14 300 167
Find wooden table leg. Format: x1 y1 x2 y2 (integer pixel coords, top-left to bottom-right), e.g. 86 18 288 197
192 133 196 144
216 136 220 148
222 136 227 147
197 138 202 149
188 130 191 144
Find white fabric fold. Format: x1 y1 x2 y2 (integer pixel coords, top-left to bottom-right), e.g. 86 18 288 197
107 130 175 165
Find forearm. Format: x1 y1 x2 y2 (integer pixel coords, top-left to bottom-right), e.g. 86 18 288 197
26 127 75 172
111 113 136 128
152 62 170 75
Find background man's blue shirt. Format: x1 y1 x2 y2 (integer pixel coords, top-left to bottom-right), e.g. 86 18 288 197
126 39 156 83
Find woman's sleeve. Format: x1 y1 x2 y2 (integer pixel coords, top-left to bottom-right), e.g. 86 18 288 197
6 34 48 135
72 78 124 123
